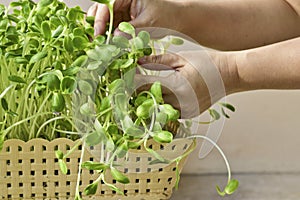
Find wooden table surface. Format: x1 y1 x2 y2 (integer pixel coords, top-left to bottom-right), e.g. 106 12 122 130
170 173 300 200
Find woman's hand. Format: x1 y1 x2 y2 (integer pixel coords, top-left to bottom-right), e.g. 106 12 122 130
136 50 238 119
87 0 183 36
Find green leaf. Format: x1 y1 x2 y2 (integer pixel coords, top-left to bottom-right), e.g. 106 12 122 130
72 55 88 67
8 75 26 84
61 77 77 94
50 16 62 27
150 82 163 103
131 37 144 50
10 2 23 7
64 36 74 53
73 27 84 36
30 51 48 63
86 16 95 26
108 184 124 195
55 150 64 160
62 66 80 76
146 148 165 162
221 108 230 119
99 96 110 112
15 57 29 64
115 93 127 112
87 60 103 71
80 97 96 116
78 80 93 95
7 111 18 117
85 27 94 37
94 35 105 45
216 179 239 196
86 49 100 61
0 18 9 31
224 179 239 195
134 95 147 107
41 21 51 41
58 159 68 175
67 8 79 22
115 142 128 158
80 103 93 116
136 99 154 119
82 161 108 171
73 36 89 50
85 131 102 146
93 119 108 144
121 58 134 69
171 37 184 45
156 112 168 124
118 22 135 36
209 109 221 120
143 45 152 56
108 79 125 94
112 36 129 48
153 122 162 132
84 182 98 195
45 74 61 91
38 0 53 7
37 7 50 16
216 185 226 197
1 98 8 111
92 45 117 62
106 137 115 152
91 0 110 4
220 103 236 112
127 141 141 149
159 104 180 121
110 167 130 184
51 92 65 112
152 131 173 143
7 15 19 23
33 14 43 28
125 126 144 138
138 31 150 45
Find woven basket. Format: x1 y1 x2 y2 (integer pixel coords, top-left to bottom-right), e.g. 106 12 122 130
0 138 194 200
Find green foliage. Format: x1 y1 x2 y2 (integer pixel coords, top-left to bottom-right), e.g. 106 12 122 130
0 0 238 199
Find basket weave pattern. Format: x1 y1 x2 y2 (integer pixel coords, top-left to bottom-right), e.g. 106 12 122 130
0 138 193 200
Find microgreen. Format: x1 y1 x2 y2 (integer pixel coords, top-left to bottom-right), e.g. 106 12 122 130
0 0 238 198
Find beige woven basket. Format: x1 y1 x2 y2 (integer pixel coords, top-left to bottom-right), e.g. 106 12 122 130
0 138 194 200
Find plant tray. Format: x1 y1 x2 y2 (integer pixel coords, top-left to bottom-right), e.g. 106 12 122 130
0 138 194 200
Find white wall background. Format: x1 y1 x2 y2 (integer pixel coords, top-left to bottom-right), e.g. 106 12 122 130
3 0 300 174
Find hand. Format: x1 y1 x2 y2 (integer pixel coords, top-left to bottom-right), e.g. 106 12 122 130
136 50 237 119
87 0 182 36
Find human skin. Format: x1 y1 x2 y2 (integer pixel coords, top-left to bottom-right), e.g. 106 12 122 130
88 0 300 50
138 37 300 118
88 0 300 117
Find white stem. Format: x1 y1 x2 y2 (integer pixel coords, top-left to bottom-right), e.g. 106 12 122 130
0 85 13 99
187 135 231 183
100 143 105 163
106 2 115 45
75 141 86 198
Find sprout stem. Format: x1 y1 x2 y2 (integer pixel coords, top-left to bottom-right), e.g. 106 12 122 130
187 135 231 183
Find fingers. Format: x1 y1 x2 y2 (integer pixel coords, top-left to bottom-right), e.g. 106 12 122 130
92 4 109 36
87 3 97 17
138 54 186 71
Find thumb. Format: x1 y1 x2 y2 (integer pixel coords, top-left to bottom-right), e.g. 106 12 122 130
138 54 185 71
